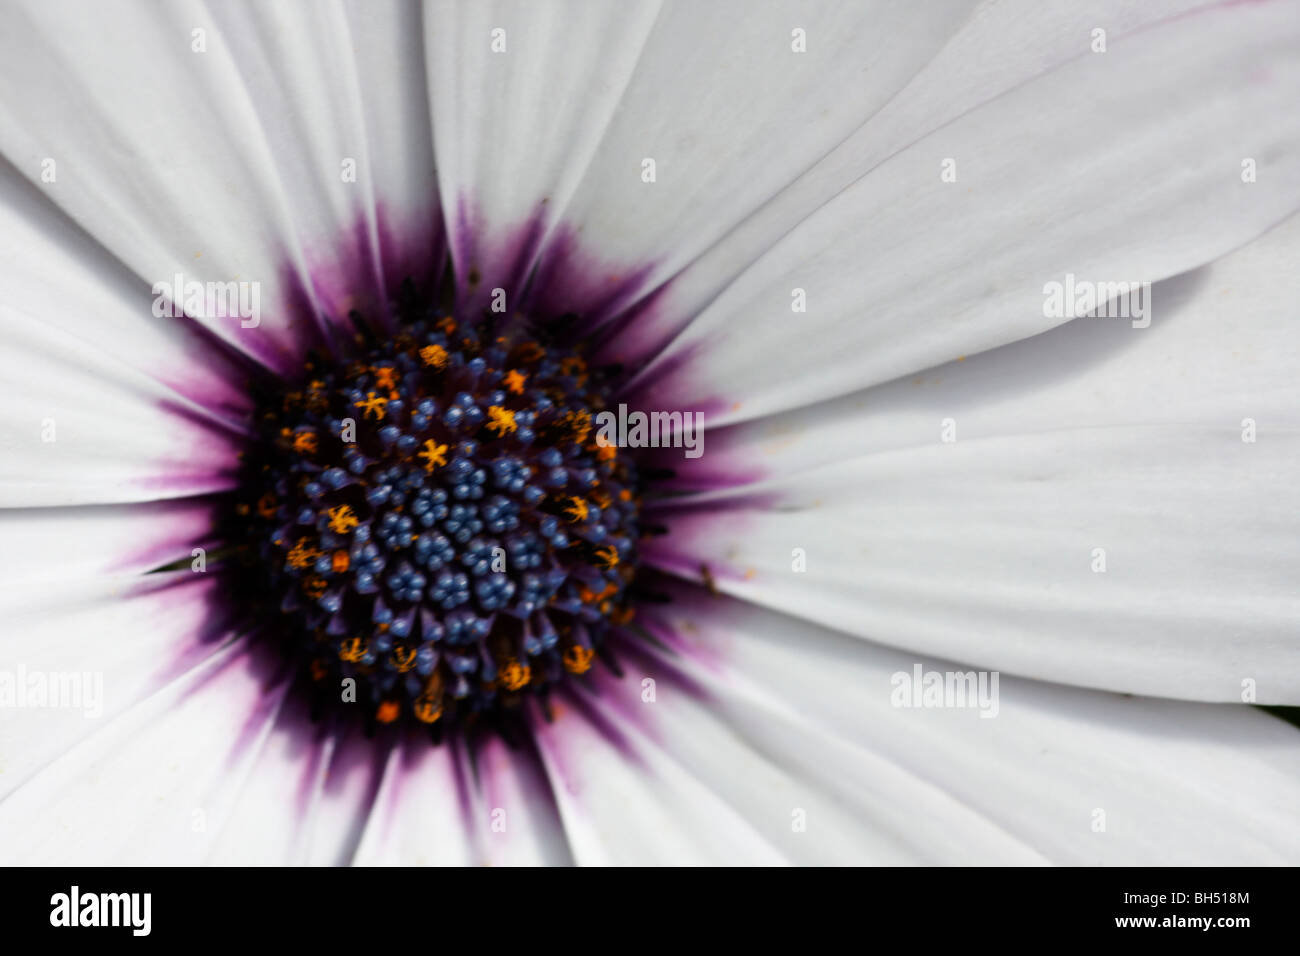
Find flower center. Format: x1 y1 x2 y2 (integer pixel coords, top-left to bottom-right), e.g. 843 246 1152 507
230 311 642 736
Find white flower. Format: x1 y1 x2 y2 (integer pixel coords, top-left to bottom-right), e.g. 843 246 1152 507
0 0 1298 866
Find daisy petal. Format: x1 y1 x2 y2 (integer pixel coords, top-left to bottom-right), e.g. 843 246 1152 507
609 0 1212 366
566 649 1045 864
628 0 1300 424
0 640 305 865
647 215 1300 702
651 425 1299 703
427 0 975 322
0 500 218 592
641 590 1300 864
349 741 481 866
203 702 390 867
530 690 789 865
0 0 438 373
469 734 573 866
423 0 663 311
0 312 240 506
342 0 446 300
0 164 250 418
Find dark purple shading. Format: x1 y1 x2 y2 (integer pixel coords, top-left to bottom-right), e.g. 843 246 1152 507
155 206 773 815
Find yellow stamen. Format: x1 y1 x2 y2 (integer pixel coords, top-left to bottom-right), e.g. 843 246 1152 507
328 504 360 534
564 496 589 522
287 538 322 570
339 637 368 663
503 369 527 394
292 431 318 454
499 660 531 691
419 344 449 369
390 646 418 673
563 645 595 674
354 391 388 420
413 694 443 723
558 410 591 444
418 439 449 473
594 546 619 569
486 405 517 436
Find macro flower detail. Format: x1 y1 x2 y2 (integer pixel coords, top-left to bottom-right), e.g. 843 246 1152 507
1 0 1299 870
227 303 645 732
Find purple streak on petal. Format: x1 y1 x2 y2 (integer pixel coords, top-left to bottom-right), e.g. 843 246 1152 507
136 572 245 690
543 684 645 772
639 494 771 586
449 196 551 319
132 451 241 500
152 322 259 419
446 735 480 845
298 216 384 343
470 731 572 863
374 201 447 312
525 222 660 333
116 496 224 572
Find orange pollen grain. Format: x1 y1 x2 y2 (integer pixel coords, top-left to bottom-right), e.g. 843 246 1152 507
563 645 595 675
486 405 517 436
503 369 527 394
419 344 449 369
414 694 443 723
499 661 531 691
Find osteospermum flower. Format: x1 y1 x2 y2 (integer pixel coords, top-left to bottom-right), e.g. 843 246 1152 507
1 0 1298 866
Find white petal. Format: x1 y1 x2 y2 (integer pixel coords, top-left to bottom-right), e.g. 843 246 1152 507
627 0 1300 425
0 311 239 506
0 500 218 592
426 0 973 321
207 0 441 324
530 689 789 865
470 734 572 866
0 0 438 373
342 0 446 299
0 572 236 811
693 212 1300 482
206 721 370 864
610 0 1212 367
638 590 1300 864
0 165 250 418
350 741 482 866
423 0 663 311
566 647 1044 864
649 417 1299 703
0 645 301 865
646 215 1300 702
